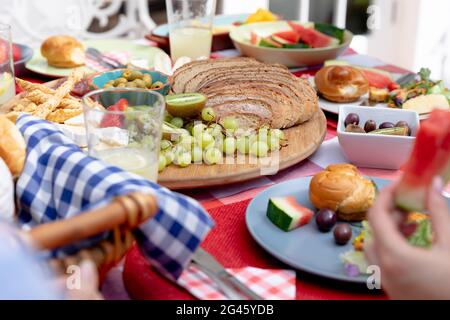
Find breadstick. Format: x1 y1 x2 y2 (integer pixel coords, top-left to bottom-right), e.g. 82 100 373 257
33 70 84 118
46 108 83 123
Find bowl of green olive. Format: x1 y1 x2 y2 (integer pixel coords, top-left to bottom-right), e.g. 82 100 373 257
91 69 171 96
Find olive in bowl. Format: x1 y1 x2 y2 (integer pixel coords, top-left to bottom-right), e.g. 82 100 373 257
338 105 419 169
91 69 171 96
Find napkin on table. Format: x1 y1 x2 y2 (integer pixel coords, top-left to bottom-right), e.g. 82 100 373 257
178 265 296 300
14 114 214 280
85 51 130 72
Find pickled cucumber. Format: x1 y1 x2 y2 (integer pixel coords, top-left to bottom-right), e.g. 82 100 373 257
165 93 207 118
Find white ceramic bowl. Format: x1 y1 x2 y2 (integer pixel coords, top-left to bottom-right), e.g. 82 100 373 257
229 21 353 67
337 106 420 169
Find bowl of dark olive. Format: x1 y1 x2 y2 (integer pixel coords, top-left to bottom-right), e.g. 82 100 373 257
337 105 420 169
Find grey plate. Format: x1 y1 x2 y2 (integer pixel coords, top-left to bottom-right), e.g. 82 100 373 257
245 176 391 284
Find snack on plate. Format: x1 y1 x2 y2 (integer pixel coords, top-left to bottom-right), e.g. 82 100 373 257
7 70 85 123
341 213 432 276
402 94 449 114
309 164 376 221
369 87 389 103
41 35 85 68
314 65 369 103
388 68 450 113
0 115 26 177
171 57 318 129
266 196 314 231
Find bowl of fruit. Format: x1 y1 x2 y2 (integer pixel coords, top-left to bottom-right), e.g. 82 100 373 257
90 69 171 96
229 20 353 67
337 105 419 169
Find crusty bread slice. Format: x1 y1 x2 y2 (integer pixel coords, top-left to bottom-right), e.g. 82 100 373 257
211 99 273 129
206 89 295 128
172 57 261 93
186 64 288 93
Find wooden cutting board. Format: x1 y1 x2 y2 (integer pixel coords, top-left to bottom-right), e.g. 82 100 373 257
4 79 327 190
158 109 327 189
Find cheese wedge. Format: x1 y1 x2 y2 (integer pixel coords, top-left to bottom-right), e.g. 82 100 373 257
402 94 449 114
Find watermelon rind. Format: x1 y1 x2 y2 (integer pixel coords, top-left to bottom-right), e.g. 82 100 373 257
282 43 309 49
395 184 427 213
266 197 308 231
314 23 345 43
259 37 282 48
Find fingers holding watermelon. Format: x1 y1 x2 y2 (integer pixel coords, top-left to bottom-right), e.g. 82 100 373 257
427 177 450 247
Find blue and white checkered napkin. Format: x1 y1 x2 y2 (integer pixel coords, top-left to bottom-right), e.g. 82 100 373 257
14 114 214 280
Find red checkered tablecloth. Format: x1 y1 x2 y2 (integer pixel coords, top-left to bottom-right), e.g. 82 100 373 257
19 46 409 300
122 48 411 300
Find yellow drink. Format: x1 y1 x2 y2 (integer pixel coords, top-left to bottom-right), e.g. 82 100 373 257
0 72 15 105
169 27 213 61
94 148 158 182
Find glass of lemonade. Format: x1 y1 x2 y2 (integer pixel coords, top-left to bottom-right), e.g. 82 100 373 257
82 88 165 182
166 0 216 61
0 23 15 105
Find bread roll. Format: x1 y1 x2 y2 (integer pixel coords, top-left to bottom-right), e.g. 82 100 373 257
0 115 26 177
41 35 85 68
315 66 369 103
0 158 15 221
309 164 376 221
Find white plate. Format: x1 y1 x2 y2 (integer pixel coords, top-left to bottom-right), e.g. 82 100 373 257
307 76 430 119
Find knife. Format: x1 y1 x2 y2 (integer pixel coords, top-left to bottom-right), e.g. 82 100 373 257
86 47 126 69
192 248 264 300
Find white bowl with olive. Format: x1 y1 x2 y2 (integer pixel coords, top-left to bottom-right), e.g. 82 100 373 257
337 105 420 169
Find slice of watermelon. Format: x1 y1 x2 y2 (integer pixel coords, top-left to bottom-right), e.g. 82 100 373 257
272 30 300 44
259 37 283 48
250 31 261 46
395 109 450 212
266 196 313 231
288 21 339 48
357 67 397 89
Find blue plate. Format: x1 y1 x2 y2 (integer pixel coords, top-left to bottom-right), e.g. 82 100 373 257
152 14 248 37
245 176 391 284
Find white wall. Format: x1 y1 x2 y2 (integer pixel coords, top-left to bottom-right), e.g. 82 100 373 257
368 0 450 85
219 0 269 14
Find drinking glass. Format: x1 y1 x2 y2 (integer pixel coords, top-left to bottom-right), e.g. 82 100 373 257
166 0 217 61
82 88 165 182
0 23 15 105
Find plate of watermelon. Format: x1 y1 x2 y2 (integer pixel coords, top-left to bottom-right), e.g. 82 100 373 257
245 176 390 284
229 21 353 67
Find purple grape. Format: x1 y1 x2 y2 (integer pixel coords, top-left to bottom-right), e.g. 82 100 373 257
315 209 337 232
333 224 352 245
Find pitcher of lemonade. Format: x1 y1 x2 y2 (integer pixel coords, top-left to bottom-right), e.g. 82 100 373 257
0 24 15 105
166 0 216 62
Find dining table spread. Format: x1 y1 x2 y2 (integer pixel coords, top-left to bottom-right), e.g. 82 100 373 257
19 41 416 300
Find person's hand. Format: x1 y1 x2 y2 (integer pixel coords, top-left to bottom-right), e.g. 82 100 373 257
365 178 450 299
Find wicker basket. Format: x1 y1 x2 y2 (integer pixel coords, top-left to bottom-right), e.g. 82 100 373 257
27 192 157 276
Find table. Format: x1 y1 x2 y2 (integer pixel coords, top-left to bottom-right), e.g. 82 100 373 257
19 47 409 300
